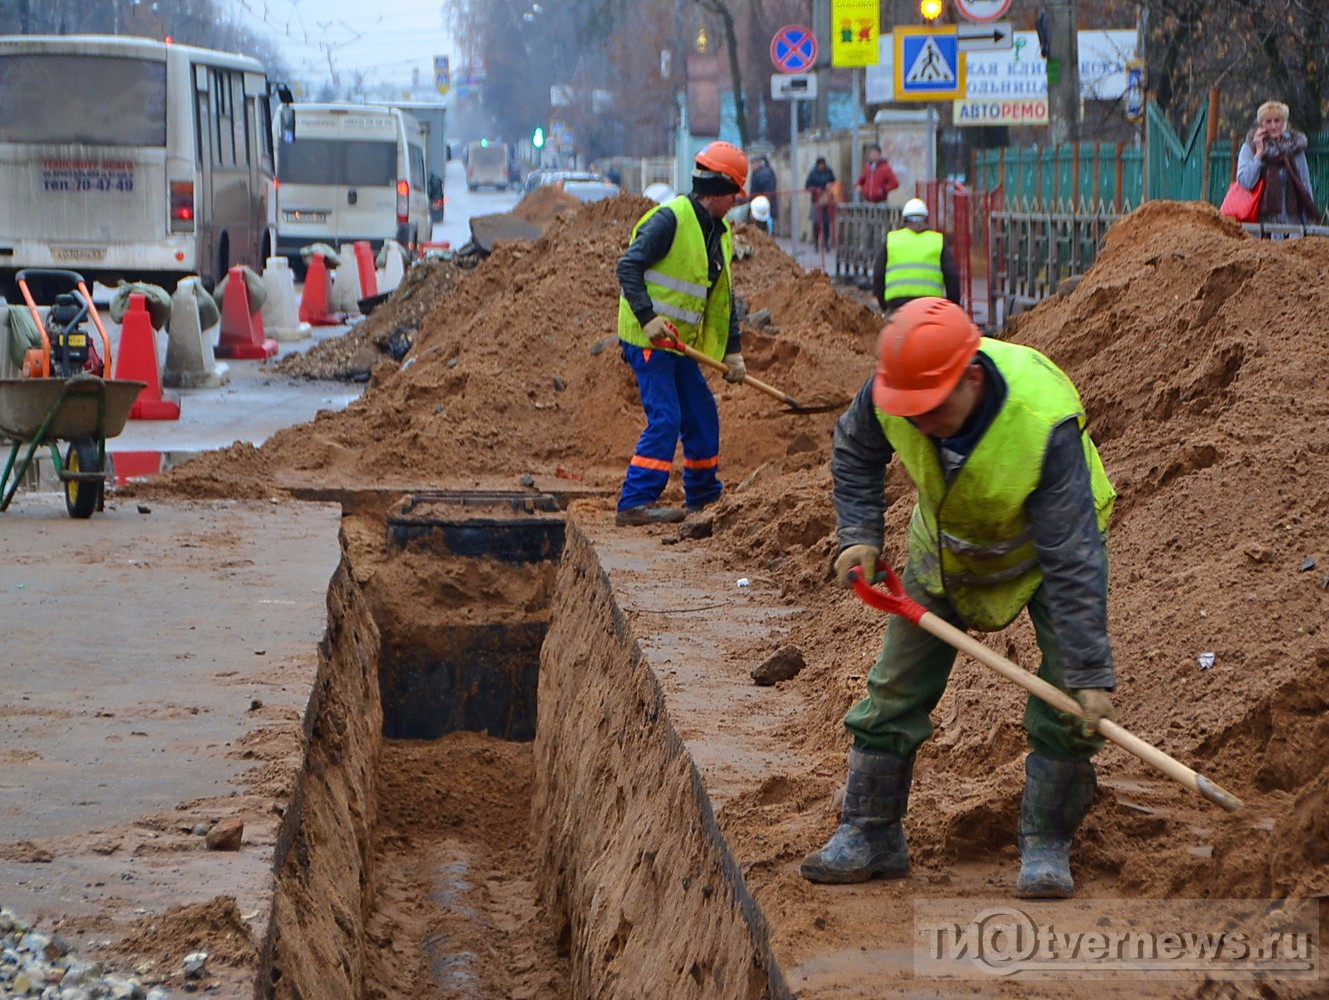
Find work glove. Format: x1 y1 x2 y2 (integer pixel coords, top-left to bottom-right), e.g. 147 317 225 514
832 544 881 587
642 316 677 346
722 352 747 383
1071 688 1116 738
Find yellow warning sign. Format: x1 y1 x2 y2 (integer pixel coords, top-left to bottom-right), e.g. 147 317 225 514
831 0 879 68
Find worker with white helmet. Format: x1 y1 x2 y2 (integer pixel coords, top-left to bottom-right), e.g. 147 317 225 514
749 195 772 234
872 197 961 316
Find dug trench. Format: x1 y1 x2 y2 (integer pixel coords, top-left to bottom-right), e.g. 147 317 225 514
263 491 790 999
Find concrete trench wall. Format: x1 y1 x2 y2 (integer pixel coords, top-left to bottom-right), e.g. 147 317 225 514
259 505 785 999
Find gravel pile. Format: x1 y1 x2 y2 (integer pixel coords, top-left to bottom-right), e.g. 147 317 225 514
0 907 195 1000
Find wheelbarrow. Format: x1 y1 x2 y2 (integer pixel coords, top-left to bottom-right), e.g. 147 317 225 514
0 269 145 518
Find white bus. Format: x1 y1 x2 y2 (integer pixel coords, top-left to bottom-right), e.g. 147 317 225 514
0 35 277 297
273 103 429 266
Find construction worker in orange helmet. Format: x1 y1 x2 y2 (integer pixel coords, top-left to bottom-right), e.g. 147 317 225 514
612 141 749 526
802 297 1120 901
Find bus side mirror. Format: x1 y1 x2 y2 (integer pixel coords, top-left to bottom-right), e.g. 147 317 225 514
279 105 296 144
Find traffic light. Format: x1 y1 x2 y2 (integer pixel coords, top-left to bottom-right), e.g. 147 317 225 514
533 126 545 149
920 0 943 20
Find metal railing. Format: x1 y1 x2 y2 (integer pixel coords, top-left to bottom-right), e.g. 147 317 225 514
986 203 1120 328
833 203 898 287
986 202 1329 328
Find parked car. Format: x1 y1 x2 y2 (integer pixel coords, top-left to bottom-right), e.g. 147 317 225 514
523 169 620 202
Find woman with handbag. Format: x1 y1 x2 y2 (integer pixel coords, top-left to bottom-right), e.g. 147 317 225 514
1232 100 1318 229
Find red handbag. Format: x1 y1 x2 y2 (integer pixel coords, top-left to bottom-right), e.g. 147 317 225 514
1219 178 1264 222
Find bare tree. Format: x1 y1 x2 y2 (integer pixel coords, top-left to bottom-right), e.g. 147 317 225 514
694 0 749 147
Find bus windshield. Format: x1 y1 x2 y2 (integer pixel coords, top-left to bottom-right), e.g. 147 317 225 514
279 139 397 186
0 54 167 146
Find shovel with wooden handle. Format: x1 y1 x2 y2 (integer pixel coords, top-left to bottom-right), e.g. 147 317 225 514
655 333 846 414
849 564 1244 813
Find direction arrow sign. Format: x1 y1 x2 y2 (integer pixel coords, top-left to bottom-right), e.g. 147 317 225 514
771 25 818 73
957 20 1013 51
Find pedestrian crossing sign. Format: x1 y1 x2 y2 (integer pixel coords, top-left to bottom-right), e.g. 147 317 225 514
894 26 965 101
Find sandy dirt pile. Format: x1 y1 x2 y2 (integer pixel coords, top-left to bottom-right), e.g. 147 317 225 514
273 187 585 383
716 202 1329 917
145 191 875 498
275 255 475 381
137 195 1328 912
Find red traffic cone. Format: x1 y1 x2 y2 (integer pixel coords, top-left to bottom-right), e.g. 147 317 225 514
114 293 181 420
354 241 379 300
216 266 278 359
111 450 163 485
299 252 339 326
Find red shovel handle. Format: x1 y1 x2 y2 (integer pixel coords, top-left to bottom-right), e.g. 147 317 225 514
848 563 927 624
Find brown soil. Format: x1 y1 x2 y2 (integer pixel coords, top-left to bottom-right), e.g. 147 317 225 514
129 196 1329 992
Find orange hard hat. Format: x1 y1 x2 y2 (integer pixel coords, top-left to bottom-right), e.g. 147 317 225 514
694 141 749 197
873 298 981 416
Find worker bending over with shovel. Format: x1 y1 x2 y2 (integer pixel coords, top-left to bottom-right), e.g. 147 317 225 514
801 297 1118 898
613 141 749 526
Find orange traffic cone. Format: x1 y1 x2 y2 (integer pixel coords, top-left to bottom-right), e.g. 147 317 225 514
114 293 181 420
216 266 278 359
354 241 379 300
111 450 163 485
299 252 339 326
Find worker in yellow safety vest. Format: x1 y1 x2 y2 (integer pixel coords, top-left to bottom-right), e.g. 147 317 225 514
801 297 1118 900
872 198 960 315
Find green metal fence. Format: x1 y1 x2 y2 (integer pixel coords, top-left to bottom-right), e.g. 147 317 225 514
973 102 1328 220
972 141 1144 211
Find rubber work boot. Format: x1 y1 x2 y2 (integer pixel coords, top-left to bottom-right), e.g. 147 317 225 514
800 747 913 884
1015 753 1097 899
615 504 686 527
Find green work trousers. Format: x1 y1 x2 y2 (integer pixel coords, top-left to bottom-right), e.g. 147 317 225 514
842 563 1103 762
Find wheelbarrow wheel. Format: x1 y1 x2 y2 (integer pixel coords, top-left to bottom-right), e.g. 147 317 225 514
64 437 103 519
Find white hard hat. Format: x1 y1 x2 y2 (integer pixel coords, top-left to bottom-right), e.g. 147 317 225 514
902 198 929 220
643 182 675 204
749 195 771 222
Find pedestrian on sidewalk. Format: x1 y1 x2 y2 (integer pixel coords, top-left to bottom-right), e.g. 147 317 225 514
855 145 899 204
613 141 750 527
801 297 1118 899
805 157 837 253
872 198 960 315
1236 99 1318 228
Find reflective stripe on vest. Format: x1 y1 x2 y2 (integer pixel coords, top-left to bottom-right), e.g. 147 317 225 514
884 228 945 301
618 195 733 360
641 268 706 325
875 338 1116 631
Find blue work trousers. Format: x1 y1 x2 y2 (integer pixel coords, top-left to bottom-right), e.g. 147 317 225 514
617 342 722 511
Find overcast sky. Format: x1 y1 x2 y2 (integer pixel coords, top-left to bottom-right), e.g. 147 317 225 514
225 0 457 93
